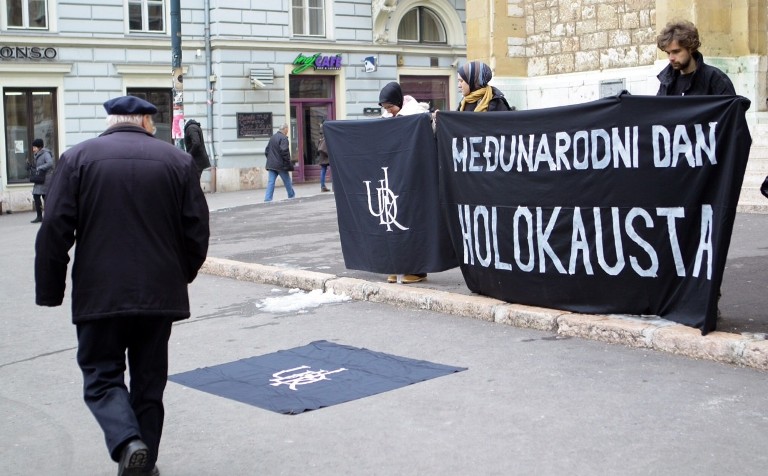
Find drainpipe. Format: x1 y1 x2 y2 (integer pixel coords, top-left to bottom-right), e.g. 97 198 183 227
204 0 217 192
171 0 184 149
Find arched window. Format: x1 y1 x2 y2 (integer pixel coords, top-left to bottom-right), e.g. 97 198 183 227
397 7 446 44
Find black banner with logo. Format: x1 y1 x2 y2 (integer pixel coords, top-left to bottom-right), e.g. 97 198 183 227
325 95 751 333
437 94 751 334
324 114 458 274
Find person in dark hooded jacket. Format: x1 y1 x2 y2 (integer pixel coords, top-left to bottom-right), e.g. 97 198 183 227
183 119 211 178
655 20 736 96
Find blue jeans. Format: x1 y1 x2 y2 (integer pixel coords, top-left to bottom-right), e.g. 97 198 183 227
264 169 295 202
320 164 329 188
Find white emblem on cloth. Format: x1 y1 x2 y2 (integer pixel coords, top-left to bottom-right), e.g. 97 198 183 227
364 167 409 231
269 365 348 391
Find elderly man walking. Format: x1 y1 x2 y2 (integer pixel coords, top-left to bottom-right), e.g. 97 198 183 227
35 95 210 476
264 123 296 202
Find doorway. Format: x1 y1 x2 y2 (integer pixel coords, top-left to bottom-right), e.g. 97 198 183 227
289 75 335 183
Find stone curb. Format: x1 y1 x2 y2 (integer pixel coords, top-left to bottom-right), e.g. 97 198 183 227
201 257 768 372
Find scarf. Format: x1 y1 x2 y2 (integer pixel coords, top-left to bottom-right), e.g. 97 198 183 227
459 86 494 112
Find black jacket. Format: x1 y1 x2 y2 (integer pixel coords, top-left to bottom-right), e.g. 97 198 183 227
183 119 211 176
34 124 210 323
265 130 291 171
458 86 514 112
656 51 736 96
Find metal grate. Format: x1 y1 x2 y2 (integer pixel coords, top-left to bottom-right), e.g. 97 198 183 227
249 68 275 84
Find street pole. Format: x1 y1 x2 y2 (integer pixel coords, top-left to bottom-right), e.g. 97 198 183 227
171 0 184 149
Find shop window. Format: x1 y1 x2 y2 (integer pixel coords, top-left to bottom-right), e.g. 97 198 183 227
6 0 48 29
128 0 164 33
292 0 325 37
3 89 57 183
397 7 446 44
126 88 172 143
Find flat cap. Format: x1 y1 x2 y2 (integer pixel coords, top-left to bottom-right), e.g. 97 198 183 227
103 95 158 115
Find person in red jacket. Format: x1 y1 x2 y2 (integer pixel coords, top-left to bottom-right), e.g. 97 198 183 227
35 95 210 476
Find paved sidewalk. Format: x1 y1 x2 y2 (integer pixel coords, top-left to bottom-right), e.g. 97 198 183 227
201 183 768 371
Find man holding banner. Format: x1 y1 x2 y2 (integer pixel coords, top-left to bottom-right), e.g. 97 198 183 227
656 20 736 97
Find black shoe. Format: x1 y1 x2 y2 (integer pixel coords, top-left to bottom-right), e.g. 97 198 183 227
31 217 42 223
117 439 149 476
321 187 331 192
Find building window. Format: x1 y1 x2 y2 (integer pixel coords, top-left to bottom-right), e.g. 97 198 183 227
397 7 446 44
128 0 164 33
126 88 172 143
292 0 325 37
400 76 450 112
6 0 48 29
3 89 58 183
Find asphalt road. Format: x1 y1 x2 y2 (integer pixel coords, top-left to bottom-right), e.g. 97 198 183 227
206 189 768 337
1 189 766 475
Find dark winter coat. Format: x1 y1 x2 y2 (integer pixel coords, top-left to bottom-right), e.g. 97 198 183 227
34 123 210 324
265 130 292 171
656 51 736 96
31 147 54 195
458 86 514 112
183 119 211 177
317 136 329 166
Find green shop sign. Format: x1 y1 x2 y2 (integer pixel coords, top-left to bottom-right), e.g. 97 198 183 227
292 53 343 74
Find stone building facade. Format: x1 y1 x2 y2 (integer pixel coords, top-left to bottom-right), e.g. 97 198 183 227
1 0 467 211
466 0 767 204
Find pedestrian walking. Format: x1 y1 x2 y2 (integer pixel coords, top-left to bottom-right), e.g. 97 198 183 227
656 20 736 96
28 137 54 223
317 124 331 192
34 95 210 476
183 119 212 178
264 123 296 202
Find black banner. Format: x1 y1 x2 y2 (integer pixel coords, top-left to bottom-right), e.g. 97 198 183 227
324 95 751 334
324 114 458 274
437 95 751 334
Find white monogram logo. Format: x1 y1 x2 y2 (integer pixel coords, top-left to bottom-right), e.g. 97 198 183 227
364 167 409 232
269 365 347 391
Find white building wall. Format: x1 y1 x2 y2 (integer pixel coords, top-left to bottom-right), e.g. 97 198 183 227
1 0 468 209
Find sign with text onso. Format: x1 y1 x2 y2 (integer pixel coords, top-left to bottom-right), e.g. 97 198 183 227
292 53 343 74
0 46 57 60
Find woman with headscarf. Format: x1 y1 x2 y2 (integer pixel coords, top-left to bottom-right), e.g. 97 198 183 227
457 61 513 112
378 81 430 118
377 81 430 284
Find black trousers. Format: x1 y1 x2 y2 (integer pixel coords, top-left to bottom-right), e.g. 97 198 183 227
76 316 174 465
32 193 44 218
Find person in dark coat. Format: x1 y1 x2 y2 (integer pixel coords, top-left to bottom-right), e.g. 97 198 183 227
317 123 330 192
264 123 296 202
34 95 210 476
457 60 513 112
656 20 736 96
28 138 54 223
183 119 211 178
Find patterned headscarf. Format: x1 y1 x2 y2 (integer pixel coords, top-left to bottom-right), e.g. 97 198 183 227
459 61 493 92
